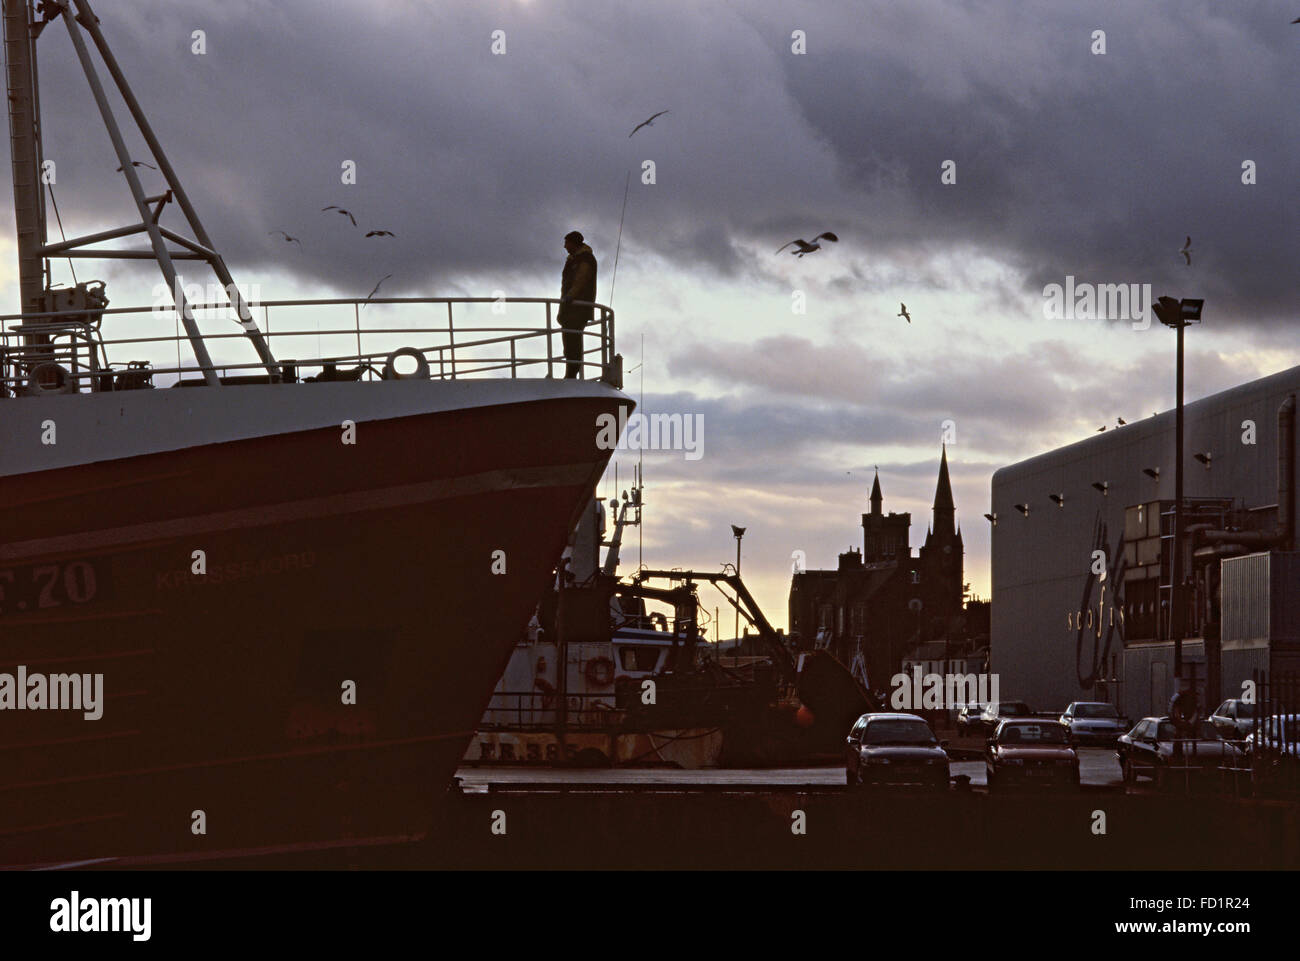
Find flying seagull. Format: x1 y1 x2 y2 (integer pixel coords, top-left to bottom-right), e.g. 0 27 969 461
898 303 911 324
364 274 392 302
775 232 839 257
628 110 669 138
115 160 157 172
269 230 302 249
322 205 357 226
365 230 395 238
1180 236 1192 266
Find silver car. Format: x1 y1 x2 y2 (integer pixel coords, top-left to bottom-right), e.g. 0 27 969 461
1209 699 1257 740
1244 714 1300 758
1060 701 1127 745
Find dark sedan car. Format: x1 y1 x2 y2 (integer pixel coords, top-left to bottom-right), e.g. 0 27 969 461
1116 717 1244 790
985 719 1079 792
1060 701 1128 746
846 713 950 791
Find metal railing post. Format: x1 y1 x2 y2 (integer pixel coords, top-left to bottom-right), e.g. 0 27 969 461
446 302 456 379
545 301 553 377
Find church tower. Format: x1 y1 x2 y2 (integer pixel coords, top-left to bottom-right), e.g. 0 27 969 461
920 445 964 617
862 469 910 562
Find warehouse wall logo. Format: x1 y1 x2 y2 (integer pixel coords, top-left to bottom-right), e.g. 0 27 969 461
1073 512 1127 687
889 669 999 710
0 666 103 720
1042 276 1153 329
595 410 704 461
50 892 151 941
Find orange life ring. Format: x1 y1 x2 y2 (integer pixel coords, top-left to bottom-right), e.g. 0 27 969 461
584 656 615 687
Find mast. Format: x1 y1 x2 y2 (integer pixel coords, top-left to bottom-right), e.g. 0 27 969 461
3 0 282 387
4 0 46 315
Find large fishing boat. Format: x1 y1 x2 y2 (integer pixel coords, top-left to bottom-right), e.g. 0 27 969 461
0 0 630 866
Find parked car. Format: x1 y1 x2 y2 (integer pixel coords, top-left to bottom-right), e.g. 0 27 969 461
845 713 950 791
1116 717 1244 790
1243 714 1300 758
979 700 1032 735
1209 699 1256 740
985 719 1079 792
956 702 985 736
1059 701 1128 745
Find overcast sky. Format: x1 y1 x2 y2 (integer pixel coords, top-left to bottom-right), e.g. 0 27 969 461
2 0 1296 633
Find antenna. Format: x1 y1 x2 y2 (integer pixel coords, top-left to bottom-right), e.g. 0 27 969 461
608 169 631 307
638 332 644 569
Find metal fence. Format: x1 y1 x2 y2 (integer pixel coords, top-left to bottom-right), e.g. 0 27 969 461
0 296 618 395
1242 669 1299 798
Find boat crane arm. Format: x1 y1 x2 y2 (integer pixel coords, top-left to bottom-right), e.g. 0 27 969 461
630 569 796 684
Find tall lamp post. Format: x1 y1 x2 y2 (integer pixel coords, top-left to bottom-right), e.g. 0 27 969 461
1152 295 1204 684
731 524 746 651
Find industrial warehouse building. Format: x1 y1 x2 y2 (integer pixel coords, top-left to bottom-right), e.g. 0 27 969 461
990 364 1300 722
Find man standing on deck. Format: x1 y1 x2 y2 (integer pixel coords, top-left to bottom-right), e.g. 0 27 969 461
558 230 597 379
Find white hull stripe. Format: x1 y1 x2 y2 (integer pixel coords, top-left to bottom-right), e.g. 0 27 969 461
0 461 594 565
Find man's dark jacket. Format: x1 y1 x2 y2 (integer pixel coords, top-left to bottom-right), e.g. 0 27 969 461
559 243 597 326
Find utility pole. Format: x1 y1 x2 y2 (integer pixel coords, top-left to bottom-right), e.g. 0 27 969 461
1153 296 1204 684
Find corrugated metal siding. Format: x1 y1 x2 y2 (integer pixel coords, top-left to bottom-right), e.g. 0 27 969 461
1222 553 1271 645
1121 641 1205 720
1222 647 1270 697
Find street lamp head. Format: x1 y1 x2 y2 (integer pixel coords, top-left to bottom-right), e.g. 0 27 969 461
1153 295 1204 328
731 525 746 539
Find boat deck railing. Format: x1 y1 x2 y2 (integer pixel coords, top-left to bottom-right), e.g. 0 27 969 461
480 690 628 731
0 296 620 395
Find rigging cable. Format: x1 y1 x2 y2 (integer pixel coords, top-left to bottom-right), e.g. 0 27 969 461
44 181 77 286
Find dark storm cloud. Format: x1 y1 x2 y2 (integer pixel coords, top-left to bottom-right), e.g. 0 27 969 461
758 1 1298 323
21 1 1294 319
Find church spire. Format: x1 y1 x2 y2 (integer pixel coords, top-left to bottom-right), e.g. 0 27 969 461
932 445 956 537
869 468 883 516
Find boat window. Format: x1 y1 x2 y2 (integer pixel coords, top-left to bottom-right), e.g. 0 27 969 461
619 646 661 671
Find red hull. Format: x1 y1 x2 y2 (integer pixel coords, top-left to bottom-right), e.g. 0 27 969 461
0 392 625 866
